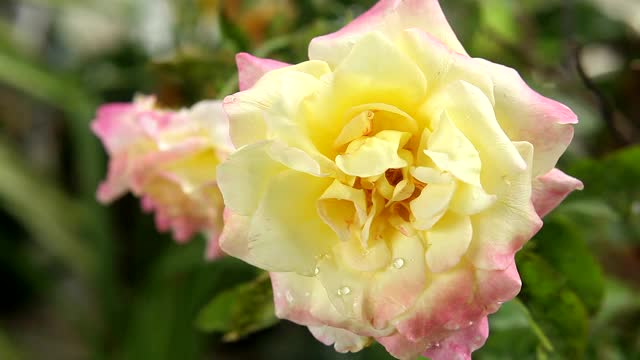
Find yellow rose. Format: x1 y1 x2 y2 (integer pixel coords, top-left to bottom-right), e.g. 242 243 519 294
218 1 582 358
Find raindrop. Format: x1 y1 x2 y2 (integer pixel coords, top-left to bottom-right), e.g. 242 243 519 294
467 321 474 326
337 286 351 296
285 291 294 304
314 267 320 276
157 141 171 151
444 322 460 331
393 258 405 269
433 342 441 348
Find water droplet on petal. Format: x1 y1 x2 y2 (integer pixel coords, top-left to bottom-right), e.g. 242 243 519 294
468 321 474 326
502 176 512 186
157 141 171 151
337 286 351 296
314 267 320 276
444 322 460 331
434 342 441 348
285 291 294 304
393 258 405 269
223 95 236 104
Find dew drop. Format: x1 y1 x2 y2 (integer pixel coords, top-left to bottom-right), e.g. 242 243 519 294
468 321 474 326
285 291 294 304
157 141 171 151
392 258 405 269
223 95 236 104
337 286 351 296
444 322 460 331
502 176 512 186
314 267 320 276
433 342 441 348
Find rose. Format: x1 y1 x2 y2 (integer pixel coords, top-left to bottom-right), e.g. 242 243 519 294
217 0 583 359
92 96 232 259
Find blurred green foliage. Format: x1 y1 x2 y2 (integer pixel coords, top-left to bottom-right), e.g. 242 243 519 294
0 0 638 359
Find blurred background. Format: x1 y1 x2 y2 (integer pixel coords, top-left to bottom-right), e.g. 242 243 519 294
0 0 638 359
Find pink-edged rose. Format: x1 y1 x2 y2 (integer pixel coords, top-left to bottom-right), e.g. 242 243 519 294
217 0 583 358
93 96 233 258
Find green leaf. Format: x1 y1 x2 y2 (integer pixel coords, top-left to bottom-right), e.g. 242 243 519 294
0 327 22 360
517 251 590 359
476 300 540 360
531 217 605 314
120 241 259 360
568 146 640 215
587 279 640 359
196 272 279 341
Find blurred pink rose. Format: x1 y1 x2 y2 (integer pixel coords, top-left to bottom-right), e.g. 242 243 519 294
93 96 232 259
216 1 584 359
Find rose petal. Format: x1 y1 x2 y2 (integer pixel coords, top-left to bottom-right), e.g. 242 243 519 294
366 231 426 329
309 0 467 68
423 317 489 360
425 213 473 273
308 325 370 353
224 61 331 148
410 180 456 231
468 142 542 270
425 113 482 186
401 29 495 105
245 170 335 275
476 59 578 177
236 52 289 91
420 80 526 178
336 130 411 177
532 168 584 217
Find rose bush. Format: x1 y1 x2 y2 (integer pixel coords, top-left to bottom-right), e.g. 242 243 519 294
93 96 232 259
217 0 583 358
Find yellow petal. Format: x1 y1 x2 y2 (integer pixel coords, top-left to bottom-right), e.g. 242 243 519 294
361 190 385 246
333 111 374 149
420 80 526 180
415 127 433 167
410 166 451 184
318 180 368 241
217 142 286 215
332 32 427 112
425 213 473 272
449 182 497 216
401 29 494 105
247 170 335 275
410 180 457 230
225 60 331 148
336 236 391 272
424 112 482 186
335 130 410 178
468 141 541 270
366 230 426 329
346 103 419 138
